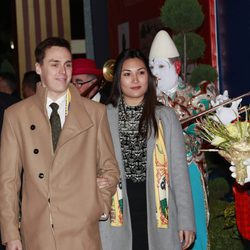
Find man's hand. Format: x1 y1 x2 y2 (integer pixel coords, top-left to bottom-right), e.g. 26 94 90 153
211 90 242 125
97 177 110 189
179 230 195 249
211 90 229 107
6 240 22 250
230 158 250 184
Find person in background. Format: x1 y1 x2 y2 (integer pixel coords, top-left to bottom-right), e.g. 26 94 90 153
72 58 111 103
99 48 195 250
212 93 250 250
149 30 217 250
0 72 20 250
0 37 119 250
0 72 20 134
22 70 40 98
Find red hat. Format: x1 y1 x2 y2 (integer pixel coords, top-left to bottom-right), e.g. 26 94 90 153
72 58 102 76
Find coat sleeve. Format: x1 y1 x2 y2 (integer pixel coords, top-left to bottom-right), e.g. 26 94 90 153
167 109 196 232
97 107 120 217
0 111 22 244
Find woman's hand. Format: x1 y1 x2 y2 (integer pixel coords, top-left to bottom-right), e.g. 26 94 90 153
179 230 195 249
6 240 22 250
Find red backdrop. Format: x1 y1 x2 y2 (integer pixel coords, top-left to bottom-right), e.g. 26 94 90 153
107 0 215 67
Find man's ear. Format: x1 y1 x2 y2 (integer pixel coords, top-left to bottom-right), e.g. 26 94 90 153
35 62 41 75
174 60 181 75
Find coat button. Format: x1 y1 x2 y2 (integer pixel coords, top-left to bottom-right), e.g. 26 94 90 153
30 124 36 130
33 149 39 154
38 173 44 179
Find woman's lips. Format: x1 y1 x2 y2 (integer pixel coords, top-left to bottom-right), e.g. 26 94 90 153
131 86 141 90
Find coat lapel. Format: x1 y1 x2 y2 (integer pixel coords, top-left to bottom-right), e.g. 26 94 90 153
107 106 131 181
147 132 155 168
107 106 122 163
147 111 160 169
57 85 93 149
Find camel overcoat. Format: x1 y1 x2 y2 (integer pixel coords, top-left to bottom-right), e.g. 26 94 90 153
100 105 195 250
0 84 119 250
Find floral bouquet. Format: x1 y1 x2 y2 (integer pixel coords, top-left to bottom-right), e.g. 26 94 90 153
198 107 250 185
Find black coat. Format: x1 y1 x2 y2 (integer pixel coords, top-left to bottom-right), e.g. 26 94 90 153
0 92 20 134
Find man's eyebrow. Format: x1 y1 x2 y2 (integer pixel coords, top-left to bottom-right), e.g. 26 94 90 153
75 78 83 82
75 78 95 85
48 59 60 63
48 59 72 63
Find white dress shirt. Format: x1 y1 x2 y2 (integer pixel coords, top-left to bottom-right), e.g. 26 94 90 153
46 93 67 127
91 92 101 102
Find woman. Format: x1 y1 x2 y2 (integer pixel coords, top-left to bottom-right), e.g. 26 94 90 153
99 49 195 250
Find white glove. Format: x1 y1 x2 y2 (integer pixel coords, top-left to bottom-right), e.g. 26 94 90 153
211 90 242 125
211 90 229 107
229 158 250 184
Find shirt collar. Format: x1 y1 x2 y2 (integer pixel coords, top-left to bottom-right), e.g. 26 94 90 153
47 93 67 109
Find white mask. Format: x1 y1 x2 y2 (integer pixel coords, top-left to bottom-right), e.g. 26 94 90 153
149 58 178 95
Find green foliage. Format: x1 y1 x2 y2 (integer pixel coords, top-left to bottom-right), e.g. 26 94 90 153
160 0 204 32
190 64 218 85
205 152 244 249
173 32 205 61
224 202 236 229
208 178 243 249
160 0 217 84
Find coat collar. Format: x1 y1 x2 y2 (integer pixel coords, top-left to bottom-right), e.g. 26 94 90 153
35 83 93 151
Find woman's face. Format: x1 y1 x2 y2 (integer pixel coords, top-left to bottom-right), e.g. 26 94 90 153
120 58 148 106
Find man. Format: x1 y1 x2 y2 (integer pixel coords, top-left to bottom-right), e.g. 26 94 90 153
0 72 20 134
0 72 20 250
211 92 250 248
22 70 40 98
72 58 111 103
149 30 217 250
231 158 250 248
0 37 119 250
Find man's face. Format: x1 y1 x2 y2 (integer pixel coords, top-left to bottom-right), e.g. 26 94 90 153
72 74 98 98
22 85 35 98
0 77 12 94
35 46 72 100
149 58 178 95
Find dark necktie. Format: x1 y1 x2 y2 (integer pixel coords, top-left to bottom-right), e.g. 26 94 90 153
50 102 61 151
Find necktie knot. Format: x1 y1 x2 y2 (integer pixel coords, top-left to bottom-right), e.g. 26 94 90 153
50 102 59 112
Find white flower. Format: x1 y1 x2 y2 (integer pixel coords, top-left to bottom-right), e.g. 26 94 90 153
211 136 226 146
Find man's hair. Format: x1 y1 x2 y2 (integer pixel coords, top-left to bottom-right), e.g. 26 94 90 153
0 72 17 92
35 37 71 64
22 71 40 92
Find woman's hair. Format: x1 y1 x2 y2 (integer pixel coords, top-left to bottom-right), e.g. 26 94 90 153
108 48 160 137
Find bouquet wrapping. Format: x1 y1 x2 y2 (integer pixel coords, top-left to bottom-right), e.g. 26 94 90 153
199 114 250 185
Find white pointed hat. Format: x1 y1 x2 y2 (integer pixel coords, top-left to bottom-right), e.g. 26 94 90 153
149 30 179 60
